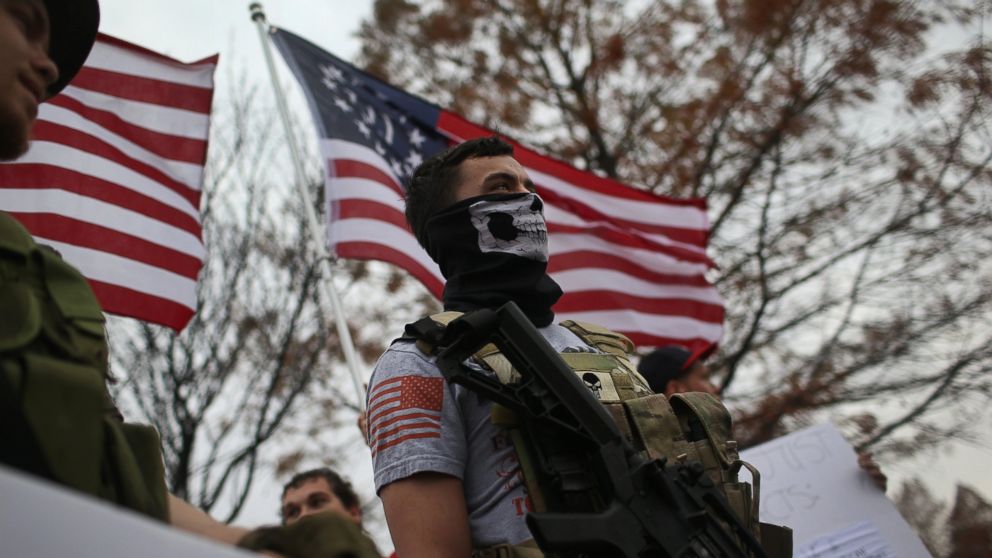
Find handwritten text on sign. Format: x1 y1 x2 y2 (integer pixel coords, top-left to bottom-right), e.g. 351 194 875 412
740 423 931 557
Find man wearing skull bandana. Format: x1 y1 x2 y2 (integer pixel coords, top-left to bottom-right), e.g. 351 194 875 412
368 137 622 558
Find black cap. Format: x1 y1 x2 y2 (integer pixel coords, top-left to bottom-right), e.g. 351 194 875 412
42 0 101 97
637 345 692 394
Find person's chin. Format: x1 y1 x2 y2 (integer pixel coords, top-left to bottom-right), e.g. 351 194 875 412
0 116 31 161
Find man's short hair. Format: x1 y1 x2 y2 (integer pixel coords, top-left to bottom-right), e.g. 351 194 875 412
637 346 692 394
280 467 360 521
405 136 514 251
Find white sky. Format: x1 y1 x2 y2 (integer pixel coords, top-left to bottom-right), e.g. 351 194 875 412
99 1 367 66
95 0 992 548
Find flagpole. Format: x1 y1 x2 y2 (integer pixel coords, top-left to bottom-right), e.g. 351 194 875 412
249 2 366 411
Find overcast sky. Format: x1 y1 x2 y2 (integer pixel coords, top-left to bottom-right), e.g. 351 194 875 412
100 1 366 65
95 0 992 546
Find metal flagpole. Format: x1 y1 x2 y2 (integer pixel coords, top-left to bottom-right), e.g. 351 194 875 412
249 2 366 411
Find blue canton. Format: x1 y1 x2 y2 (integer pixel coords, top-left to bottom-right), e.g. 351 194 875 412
271 28 450 187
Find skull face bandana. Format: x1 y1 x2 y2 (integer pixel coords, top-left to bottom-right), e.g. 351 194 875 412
424 192 563 327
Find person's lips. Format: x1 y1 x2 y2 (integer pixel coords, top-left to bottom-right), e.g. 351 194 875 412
18 73 45 109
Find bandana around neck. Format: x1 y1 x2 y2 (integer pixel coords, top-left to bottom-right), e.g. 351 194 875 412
424 192 563 327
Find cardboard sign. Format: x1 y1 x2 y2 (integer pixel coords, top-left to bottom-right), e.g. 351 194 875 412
740 423 931 557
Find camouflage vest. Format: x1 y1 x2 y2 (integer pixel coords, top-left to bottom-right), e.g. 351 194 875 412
413 312 791 558
0 212 168 520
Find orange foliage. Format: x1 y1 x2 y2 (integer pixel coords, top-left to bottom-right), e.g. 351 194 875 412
422 12 472 44
355 0 992 461
949 485 992 557
740 0 802 36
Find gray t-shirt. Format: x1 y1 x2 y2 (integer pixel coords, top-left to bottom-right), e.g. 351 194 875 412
367 324 599 547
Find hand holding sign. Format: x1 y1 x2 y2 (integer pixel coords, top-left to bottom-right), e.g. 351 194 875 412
740 423 929 557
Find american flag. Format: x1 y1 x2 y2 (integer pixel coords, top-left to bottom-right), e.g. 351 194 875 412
366 375 444 456
271 28 723 359
0 34 216 331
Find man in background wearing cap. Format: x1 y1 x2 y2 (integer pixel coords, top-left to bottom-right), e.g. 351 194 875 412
637 345 719 397
637 346 888 490
0 2 379 556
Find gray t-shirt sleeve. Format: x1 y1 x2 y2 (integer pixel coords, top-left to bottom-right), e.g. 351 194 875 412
367 341 467 492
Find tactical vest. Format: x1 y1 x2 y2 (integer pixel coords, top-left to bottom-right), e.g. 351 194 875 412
410 312 791 558
0 212 168 520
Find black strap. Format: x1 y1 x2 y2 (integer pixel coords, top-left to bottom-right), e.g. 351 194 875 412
0 362 56 480
402 316 449 354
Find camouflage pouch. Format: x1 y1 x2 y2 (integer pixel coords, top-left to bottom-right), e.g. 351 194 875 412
103 420 170 520
4 352 107 496
670 392 763 548
237 511 381 558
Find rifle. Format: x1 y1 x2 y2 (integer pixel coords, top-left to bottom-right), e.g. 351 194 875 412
431 302 767 558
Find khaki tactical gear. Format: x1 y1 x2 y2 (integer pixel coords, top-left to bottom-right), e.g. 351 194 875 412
472 539 545 558
237 511 382 558
413 312 792 558
0 212 168 520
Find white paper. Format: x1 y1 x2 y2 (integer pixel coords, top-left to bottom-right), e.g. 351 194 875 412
741 423 931 557
0 465 255 558
796 520 894 558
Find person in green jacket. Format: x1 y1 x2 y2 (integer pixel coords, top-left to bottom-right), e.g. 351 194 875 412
0 0 168 516
0 2 378 556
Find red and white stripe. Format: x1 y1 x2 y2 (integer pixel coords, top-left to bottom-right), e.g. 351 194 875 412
366 375 444 457
322 114 724 358
0 34 217 330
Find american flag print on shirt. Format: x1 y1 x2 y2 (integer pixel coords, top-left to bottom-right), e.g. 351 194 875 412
270 27 724 361
0 34 216 331
367 375 444 456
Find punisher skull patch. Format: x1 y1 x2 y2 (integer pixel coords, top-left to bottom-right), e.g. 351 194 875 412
469 193 549 262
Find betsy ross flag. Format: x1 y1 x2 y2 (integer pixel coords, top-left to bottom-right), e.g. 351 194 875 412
366 375 444 457
0 34 217 331
271 28 723 358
